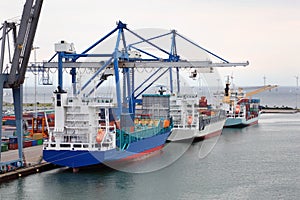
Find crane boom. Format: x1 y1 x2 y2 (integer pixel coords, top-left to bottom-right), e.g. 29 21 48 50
245 85 278 98
6 0 43 88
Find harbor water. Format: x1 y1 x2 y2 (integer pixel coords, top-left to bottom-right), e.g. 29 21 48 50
0 112 299 199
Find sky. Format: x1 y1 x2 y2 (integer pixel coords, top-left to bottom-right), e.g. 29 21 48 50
1 0 300 87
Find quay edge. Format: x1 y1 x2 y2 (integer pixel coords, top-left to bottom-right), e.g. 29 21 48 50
0 163 59 184
260 109 298 114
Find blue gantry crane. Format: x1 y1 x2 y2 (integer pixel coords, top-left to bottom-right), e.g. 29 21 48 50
44 21 249 121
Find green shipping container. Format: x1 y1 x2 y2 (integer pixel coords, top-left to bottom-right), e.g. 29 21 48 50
1 144 8 152
37 139 43 145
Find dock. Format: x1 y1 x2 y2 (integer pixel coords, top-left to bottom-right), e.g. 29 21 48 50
1 145 43 164
0 145 58 183
261 109 298 114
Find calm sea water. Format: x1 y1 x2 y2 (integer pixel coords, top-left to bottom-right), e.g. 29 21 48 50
1 86 299 199
249 86 299 108
0 113 299 200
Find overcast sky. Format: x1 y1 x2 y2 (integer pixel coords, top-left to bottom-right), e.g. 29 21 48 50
1 0 299 86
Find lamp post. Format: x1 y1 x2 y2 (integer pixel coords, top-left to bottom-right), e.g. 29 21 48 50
24 76 28 108
296 76 299 109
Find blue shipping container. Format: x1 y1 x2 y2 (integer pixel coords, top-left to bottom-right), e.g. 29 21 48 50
31 140 37 146
9 136 18 144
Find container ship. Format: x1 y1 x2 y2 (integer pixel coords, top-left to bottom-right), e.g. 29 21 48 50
43 91 172 170
223 96 260 128
167 94 226 142
223 80 260 128
222 78 276 128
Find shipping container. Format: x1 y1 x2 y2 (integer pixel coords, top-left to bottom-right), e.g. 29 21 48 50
31 140 38 146
23 140 32 148
9 136 18 144
1 144 8 152
37 139 43 145
8 143 18 150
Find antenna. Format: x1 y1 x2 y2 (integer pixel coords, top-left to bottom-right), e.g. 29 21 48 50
230 72 234 90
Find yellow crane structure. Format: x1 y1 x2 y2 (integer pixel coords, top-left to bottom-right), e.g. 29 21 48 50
223 82 278 104
244 85 278 98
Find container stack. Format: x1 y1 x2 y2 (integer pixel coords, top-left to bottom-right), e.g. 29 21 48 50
32 133 43 145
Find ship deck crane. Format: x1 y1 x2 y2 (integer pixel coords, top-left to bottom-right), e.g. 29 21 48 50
244 85 278 98
0 0 43 170
223 75 277 104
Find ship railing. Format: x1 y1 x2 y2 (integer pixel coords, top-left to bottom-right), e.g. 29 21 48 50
66 96 115 107
46 129 89 143
226 113 245 118
44 141 91 151
64 134 88 143
82 97 114 106
117 126 161 149
44 139 116 151
173 112 199 129
117 118 170 150
44 126 115 151
173 124 198 129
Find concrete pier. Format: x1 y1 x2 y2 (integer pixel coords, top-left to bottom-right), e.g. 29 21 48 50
0 145 58 183
0 162 57 183
2 145 43 164
261 109 298 114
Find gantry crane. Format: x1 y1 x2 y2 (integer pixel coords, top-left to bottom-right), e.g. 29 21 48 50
0 0 43 169
43 21 249 120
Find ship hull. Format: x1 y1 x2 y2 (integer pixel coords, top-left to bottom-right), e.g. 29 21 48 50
224 116 259 128
167 118 225 142
43 130 171 168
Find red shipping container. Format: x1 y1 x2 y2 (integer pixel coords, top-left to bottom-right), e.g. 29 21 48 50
23 140 32 148
8 143 18 150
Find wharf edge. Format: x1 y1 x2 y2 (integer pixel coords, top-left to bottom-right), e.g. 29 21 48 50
0 162 58 184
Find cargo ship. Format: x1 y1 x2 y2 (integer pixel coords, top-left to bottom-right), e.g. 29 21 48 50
223 97 260 128
43 90 173 170
223 79 261 128
167 94 226 142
